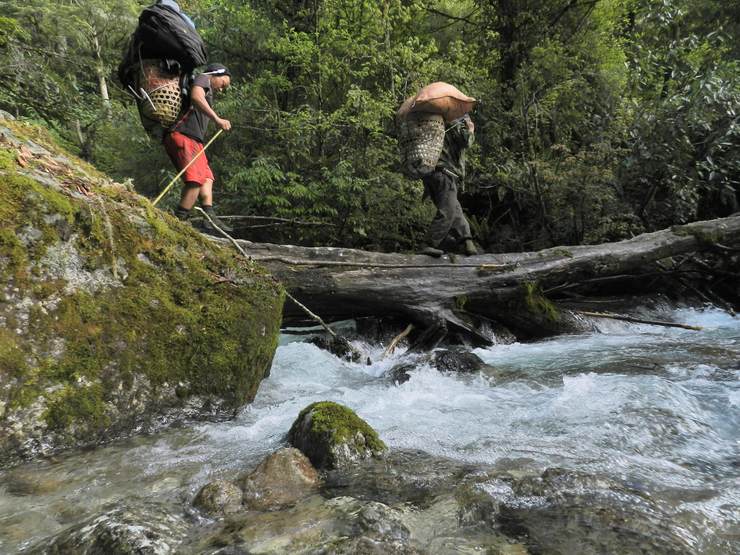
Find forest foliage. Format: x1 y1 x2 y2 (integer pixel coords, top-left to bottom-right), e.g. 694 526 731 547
1 0 738 251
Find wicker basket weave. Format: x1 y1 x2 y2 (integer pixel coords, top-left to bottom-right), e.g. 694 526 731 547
398 112 445 178
136 60 183 127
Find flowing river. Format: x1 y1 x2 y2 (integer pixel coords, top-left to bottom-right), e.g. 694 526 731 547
1 308 738 553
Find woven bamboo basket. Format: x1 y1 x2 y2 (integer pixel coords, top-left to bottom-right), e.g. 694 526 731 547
136 60 183 127
398 112 445 178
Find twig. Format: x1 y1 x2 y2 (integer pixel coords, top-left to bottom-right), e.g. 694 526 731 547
577 311 702 331
543 269 725 294
213 215 337 227
230 222 335 231
713 243 740 253
382 324 414 359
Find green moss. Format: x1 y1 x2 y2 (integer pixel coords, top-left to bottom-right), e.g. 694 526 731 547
294 401 387 453
672 224 723 245
0 147 15 170
144 202 180 242
0 228 28 280
43 384 109 431
522 282 560 322
550 248 574 258
0 328 28 374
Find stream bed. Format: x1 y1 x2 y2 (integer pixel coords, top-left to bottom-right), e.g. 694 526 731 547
1 307 738 553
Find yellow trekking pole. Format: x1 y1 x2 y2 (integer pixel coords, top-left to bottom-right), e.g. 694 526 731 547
152 129 224 206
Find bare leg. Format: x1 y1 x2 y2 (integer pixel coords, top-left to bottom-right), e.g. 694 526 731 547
198 179 214 206
178 182 201 210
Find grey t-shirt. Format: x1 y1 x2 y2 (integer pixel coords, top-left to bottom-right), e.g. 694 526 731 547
173 74 213 143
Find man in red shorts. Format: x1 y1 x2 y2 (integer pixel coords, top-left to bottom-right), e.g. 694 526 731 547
163 62 233 233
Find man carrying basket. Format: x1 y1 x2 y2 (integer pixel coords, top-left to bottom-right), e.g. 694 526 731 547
420 113 477 257
397 82 478 257
164 63 233 233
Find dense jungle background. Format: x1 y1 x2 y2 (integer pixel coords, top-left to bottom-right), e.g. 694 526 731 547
1 0 738 252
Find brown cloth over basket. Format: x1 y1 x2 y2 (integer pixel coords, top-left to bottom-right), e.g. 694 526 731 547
397 112 445 179
397 83 476 123
136 59 183 128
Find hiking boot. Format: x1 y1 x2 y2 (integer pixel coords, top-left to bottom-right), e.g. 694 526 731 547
463 239 478 256
419 245 444 257
174 207 191 222
201 206 233 234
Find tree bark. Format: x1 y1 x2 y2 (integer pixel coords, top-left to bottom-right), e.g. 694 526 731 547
232 214 740 343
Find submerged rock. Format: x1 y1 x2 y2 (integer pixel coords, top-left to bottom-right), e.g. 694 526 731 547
386 349 491 384
386 362 415 385
323 449 480 508
288 401 387 470
355 501 411 544
193 480 243 516
190 494 423 555
0 120 284 466
308 335 363 363
237 447 320 511
24 501 189 554
477 468 697 555
431 349 487 374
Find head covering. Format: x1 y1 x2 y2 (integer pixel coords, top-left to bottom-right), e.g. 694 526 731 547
203 63 231 78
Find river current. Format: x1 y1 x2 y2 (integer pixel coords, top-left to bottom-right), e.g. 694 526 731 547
1 308 738 553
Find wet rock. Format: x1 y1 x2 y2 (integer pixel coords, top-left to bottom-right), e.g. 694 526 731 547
193 495 422 555
3 471 64 496
386 362 415 384
193 479 243 516
237 447 320 511
323 449 477 508
488 468 697 555
386 349 491 385
356 501 411 543
308 335 363 363
320 536 422 554
288 401 387 470
24 501 189 554
192 494 356 554
431 349 486 374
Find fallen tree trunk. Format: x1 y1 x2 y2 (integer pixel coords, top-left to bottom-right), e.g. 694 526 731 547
229 214 740 345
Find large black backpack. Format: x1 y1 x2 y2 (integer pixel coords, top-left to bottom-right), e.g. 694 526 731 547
118 1 206 139
117 1 206 91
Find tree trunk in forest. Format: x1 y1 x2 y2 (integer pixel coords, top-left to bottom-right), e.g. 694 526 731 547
230 214 740 344
92 34 111 115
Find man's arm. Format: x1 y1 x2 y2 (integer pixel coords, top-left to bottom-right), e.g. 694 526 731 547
190 85 231 131
449 115 474 148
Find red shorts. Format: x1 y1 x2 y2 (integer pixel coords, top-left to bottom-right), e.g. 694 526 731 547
163 132 214 186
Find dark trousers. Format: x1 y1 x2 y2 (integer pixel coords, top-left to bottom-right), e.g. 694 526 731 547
422 170 472 248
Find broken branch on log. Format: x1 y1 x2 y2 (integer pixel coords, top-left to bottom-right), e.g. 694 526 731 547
577 311 702 331
382 324 414 359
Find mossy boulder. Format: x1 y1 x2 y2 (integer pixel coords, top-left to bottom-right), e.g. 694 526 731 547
0 120 283 466
288 401 387 470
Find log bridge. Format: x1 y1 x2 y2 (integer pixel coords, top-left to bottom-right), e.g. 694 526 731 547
228 214 740 347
